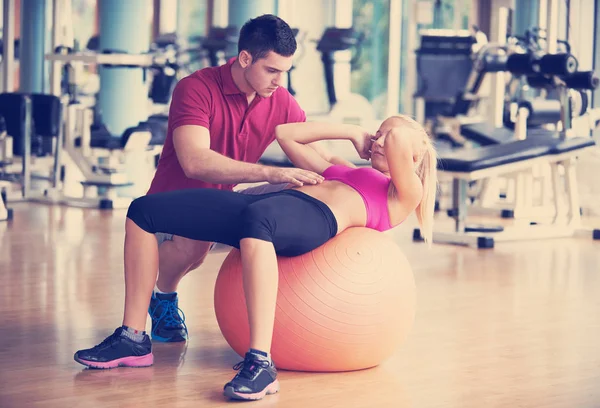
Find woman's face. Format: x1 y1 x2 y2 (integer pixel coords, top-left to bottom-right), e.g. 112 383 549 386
371 117 423 173
370 117 404 172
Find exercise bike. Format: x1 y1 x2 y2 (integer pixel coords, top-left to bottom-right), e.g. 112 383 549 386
313 27 376 124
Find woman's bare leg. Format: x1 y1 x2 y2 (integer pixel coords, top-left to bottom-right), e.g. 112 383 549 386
239 237 279 353
224 237 280 400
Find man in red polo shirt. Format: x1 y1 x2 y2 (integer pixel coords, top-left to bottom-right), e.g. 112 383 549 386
144 15 325 343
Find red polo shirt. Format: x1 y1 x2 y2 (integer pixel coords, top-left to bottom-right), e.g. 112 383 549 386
147 59 306 194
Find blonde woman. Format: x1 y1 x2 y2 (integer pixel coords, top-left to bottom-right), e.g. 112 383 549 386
74 115 437 401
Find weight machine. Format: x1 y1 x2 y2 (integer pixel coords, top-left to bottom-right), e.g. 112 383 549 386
311 27 376 123
414 5 600 248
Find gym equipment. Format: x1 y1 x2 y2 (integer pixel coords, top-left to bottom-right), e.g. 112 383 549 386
0 116 11 165
448 46 509 118
422 3 600 245
46 49 174 88
417 136 599 248
417 59 600 248
147 33 181 106
0 93 63 205
214 228 416 372
414 29 480 125
51 43 172 141
0 117 13 220
0 115 17 220
314 27 376 122
60 103 156 209
286 28 305 97
454 21 596 146
197 26 238 68
435 29 599 218
505 52 598 140
0 186 12 221
475 58 598 218
422 11 571 146
430 41 511 148
423 24 552 147
0 91 149 210
413 24 540 152
148 26 240 106
45 48 166 208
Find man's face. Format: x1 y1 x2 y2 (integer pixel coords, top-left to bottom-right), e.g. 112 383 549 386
241 50 294 98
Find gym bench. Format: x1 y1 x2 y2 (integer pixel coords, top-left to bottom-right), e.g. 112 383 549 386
414 136 599 248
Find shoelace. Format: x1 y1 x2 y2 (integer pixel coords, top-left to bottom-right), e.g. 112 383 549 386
150 299 189 333
232 355 271 380
95 329 122 349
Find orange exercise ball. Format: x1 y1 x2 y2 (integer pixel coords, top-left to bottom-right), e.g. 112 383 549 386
213 227 416 372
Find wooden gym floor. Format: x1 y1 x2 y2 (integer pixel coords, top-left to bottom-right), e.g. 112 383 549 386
1 203 600 408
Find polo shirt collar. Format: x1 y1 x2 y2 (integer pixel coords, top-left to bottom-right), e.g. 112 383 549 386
221 57 244 95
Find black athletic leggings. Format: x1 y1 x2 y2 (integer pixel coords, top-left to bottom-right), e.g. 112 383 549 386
126 189 338 257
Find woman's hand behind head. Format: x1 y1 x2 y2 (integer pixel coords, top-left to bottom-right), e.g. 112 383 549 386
350 127 375 160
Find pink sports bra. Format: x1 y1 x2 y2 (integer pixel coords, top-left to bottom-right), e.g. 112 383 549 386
322 165 393 232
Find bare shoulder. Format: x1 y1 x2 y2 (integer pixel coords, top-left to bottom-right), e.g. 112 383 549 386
387 173 422 226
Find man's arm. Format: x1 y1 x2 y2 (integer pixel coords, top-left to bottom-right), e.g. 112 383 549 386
173 125 323 186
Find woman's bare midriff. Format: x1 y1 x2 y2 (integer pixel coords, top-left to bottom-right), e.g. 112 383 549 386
293 181 367 235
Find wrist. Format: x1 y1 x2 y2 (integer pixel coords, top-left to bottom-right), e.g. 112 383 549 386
347 124 364 142
260 165 273 181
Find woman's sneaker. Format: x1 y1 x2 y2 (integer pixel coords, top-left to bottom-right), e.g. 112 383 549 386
223 352 280 401
148 292 189 342
74 327 153 369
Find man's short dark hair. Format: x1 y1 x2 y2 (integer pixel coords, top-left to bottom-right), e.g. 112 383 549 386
238 14 297 61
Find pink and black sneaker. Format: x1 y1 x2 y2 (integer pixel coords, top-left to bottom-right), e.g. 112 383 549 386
74 327 153 369
223 351 280 401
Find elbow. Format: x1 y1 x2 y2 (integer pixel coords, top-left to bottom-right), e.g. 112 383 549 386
177 147 214 181
275 124 286 141
395 182 423 212
275 124 295 142
180 160 202 179
182 164 216 183
179 153 210 181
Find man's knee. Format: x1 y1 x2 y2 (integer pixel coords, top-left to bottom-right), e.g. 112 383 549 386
159 236 213 266
175 236 213 259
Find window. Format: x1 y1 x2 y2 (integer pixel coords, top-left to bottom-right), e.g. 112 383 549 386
351 0 471 118
351 0 390 118
177 0 209 45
